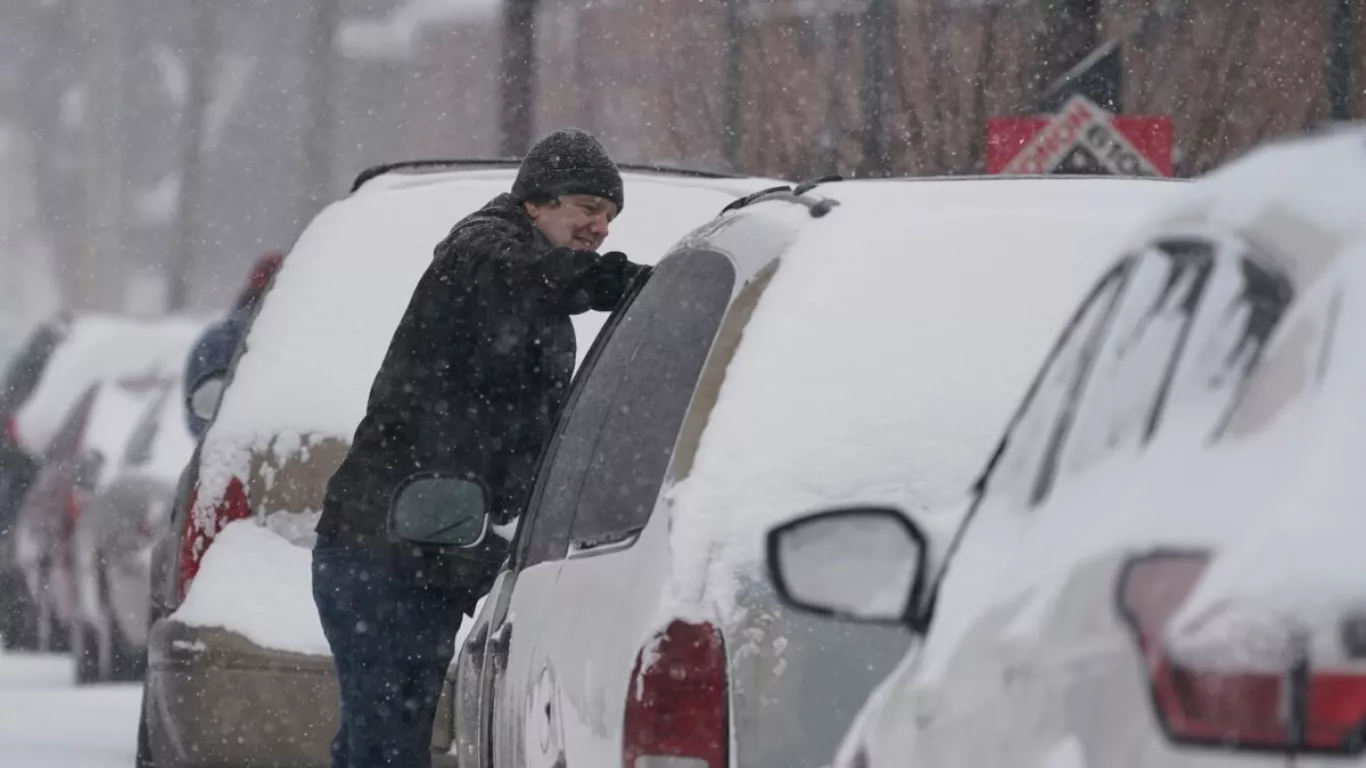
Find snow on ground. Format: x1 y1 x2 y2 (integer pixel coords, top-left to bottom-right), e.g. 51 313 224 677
0 648 141 767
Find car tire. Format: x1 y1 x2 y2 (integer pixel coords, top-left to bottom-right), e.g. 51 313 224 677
135 690 157 768
0 584 40 650
110 616 146 682
37 595 72 655
73 622 102 685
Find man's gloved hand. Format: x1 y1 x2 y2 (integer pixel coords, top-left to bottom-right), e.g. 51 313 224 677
588 251 652 311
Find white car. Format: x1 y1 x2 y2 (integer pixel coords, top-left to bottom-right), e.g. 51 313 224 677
766 124 1366 767
398 174 1183 767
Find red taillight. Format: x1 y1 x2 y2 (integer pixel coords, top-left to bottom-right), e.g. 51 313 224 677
5 415 22 450
176 478 249 601
64 488 82 527
1119 551 1366 753
623 620 728 768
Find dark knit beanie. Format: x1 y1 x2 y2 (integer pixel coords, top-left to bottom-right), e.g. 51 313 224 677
512 128 625 213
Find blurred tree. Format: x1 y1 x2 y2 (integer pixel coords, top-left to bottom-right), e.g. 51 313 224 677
502 0 539 156
301 0 340 224
169 0 215 311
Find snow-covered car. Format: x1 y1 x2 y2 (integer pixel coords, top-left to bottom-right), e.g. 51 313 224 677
16 374 187 657
0 315 68 649
766 125 1366 768
391 174 1183 768
72 379 195 684
3 315 202 651
137 160 786 768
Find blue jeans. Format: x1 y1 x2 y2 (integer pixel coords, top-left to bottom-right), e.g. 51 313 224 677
312 542 467 768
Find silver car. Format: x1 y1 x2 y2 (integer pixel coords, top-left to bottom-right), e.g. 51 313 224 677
73 381 193 683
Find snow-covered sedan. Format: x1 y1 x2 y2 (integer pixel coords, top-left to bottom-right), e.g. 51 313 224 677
5 315 202 653
73 379 196 683
393 174 1183 768
136 160 786 768
767 125 1366 767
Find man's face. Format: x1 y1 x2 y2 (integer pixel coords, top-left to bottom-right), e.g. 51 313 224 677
525 194 618 252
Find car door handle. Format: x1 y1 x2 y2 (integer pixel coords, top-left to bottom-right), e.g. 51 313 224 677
490 622 513 655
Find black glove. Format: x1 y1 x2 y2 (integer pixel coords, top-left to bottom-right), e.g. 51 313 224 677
587 251 650 311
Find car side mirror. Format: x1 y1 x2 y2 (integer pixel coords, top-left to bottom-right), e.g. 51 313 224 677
188 373 226 423
388 473 491 549
766 506 929 628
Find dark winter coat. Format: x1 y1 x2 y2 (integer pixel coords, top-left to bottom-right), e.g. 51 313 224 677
316 194 647 568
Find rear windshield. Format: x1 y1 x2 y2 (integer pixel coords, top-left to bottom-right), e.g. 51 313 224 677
0 322 64 416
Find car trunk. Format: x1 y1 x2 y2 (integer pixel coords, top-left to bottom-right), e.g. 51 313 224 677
241 433 460 755
244 434 349 547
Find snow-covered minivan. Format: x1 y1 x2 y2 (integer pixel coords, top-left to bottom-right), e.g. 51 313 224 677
766 126 1365 767
136 160 785 768
395 174 1183 768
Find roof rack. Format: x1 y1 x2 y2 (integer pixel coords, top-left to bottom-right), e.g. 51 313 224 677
350 158 741 193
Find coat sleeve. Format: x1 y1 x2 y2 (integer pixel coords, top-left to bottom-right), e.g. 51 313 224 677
457 226 648 317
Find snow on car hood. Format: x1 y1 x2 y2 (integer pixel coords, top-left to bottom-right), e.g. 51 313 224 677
663 177 1185 624
13 314 206 456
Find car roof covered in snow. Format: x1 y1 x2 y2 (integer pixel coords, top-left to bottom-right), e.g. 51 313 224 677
13 313 207 457
661 174 1187 620
194 166 786 512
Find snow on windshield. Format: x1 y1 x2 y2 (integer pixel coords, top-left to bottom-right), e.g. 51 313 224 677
664 178 1183 625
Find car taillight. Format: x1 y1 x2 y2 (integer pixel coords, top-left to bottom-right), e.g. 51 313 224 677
65 488 82 526
623 620 728 768
176 477 249 601
5 415 22 450
1119 551 1366 754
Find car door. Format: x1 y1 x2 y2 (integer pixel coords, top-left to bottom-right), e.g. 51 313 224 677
452 273 651 768
530 250 738 768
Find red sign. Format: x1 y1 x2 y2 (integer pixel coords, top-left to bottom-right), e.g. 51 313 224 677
987 95 1173 177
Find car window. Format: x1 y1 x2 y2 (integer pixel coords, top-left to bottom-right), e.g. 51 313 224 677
513 250 737 566
0 322 63 416
981 263 1129 508
514 279 657 568
121 387 171 468
565 249 735 551
983 237 1297 511
1053 242 1216 479
46 385 98 462
1051 239 1294 487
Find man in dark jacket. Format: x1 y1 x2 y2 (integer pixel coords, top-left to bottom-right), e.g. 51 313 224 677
312 129 651 768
